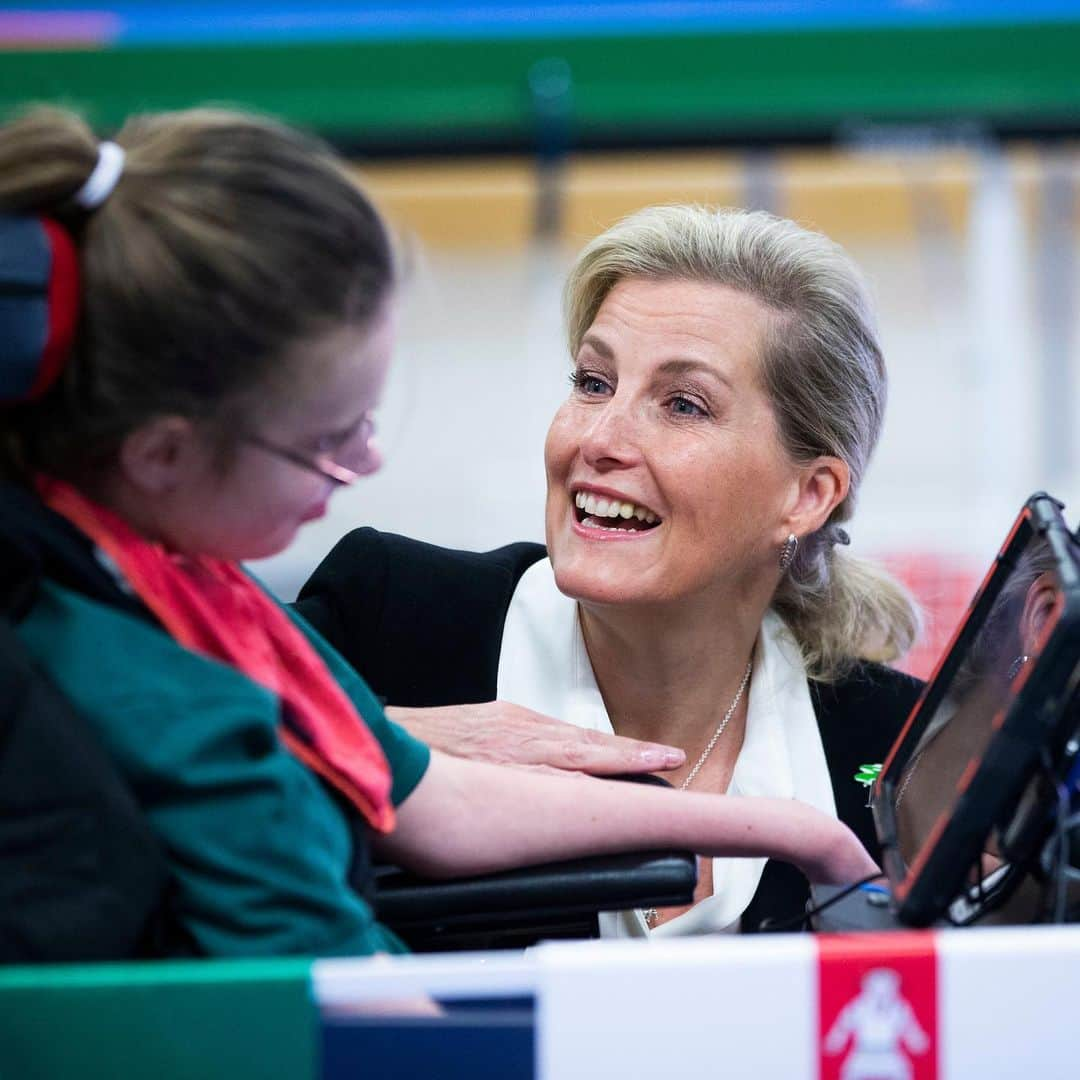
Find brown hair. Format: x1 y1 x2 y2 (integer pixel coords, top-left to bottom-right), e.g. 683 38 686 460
564 204 919 681
0 106 395 484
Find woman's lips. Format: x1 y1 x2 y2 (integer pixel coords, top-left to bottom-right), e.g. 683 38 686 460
570 514 660 541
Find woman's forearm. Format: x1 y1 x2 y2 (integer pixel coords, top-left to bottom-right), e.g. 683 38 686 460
377 751 877 886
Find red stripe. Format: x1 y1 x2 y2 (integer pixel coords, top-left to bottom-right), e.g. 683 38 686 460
29 218 79 400
817 931 938 1079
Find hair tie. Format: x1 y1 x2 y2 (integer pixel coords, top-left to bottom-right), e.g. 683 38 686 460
0 216 80 402
73 141 125 210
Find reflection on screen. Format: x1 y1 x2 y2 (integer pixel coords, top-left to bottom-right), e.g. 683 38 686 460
893 536 1059 869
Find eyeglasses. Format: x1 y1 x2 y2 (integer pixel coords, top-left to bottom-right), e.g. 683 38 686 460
242 413 376 488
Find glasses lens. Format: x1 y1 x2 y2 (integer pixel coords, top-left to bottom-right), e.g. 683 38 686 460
308 413 379 484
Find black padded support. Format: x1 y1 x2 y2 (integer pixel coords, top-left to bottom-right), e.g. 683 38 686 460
374 849 697 951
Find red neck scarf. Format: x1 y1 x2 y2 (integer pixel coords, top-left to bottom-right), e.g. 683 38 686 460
40 477 394 833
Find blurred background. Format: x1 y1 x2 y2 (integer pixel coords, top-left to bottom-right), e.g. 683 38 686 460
4 1 1080 677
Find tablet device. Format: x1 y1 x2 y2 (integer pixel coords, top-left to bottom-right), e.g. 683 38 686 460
872 493 1080 927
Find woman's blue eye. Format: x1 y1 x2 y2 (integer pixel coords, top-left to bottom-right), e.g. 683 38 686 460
669 396 706 417
570 370 610 396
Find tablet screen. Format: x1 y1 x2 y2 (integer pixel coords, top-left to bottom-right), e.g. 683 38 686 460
874 494 1080 926
892 532 1059 869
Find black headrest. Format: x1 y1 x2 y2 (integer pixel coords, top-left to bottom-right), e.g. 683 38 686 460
0 483 144 621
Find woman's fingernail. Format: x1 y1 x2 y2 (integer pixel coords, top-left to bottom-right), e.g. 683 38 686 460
638 747 685 768
643 749 684 767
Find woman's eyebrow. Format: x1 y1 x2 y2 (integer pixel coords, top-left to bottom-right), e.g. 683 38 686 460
578 334 613 359
579 337 732 390
655 358 733 391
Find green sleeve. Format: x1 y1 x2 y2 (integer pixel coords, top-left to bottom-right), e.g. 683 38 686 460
285 604 431 806
16 583 409 959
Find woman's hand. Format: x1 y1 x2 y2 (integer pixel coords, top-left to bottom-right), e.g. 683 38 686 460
386 701 685 776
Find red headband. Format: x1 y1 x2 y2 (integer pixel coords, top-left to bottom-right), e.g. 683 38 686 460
0 215 80 403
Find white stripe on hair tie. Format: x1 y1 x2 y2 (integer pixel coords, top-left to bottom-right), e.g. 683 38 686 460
73 141 126 210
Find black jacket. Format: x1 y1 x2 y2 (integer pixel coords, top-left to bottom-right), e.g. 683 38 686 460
297 527 925 933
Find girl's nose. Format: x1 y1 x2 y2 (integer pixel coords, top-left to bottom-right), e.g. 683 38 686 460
355 437 383 478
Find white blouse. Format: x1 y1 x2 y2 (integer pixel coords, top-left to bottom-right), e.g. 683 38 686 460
497 557 838 937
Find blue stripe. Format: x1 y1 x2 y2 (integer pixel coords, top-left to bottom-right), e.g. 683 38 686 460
9 2 1080 47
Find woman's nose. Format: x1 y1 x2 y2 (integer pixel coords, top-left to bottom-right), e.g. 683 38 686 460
579 400 641 470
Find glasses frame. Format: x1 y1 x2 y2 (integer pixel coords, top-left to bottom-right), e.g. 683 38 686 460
242 432 361 487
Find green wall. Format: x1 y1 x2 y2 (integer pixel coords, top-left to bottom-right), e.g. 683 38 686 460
2 22 1079 146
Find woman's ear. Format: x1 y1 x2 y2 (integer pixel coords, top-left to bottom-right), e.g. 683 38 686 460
117 416 201 496
780 457 850 541
1020 572 1059 656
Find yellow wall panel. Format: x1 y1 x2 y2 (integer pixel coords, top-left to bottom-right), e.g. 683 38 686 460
781 152 920 241
347 147 1074 253
561 152 744 247
353 159 536 250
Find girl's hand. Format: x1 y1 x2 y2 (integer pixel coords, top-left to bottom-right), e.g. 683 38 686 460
796 814 880 885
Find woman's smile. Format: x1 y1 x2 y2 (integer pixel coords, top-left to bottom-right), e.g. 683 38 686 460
571 483 663 540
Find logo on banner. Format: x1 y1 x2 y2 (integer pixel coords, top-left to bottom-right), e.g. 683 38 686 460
817 933 938 1080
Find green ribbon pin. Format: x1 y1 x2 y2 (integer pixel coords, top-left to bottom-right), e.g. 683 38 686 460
854 763 882 787
854 763 882 807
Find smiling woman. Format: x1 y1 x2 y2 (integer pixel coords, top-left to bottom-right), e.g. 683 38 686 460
297 205 925 937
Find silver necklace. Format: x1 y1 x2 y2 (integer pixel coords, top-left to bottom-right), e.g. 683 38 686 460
643 658 754 929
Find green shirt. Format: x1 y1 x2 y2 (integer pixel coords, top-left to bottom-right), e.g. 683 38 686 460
16 580 430 958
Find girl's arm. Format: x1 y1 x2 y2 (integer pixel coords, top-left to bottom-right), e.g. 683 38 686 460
376 750 878 886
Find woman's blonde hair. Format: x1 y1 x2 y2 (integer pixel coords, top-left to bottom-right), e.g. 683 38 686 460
564 205 919 680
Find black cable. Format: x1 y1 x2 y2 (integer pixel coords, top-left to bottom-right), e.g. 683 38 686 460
757 872 886 933
1047 804 1080 925
1030 742 1074 925
1052 776 1072 923
948 750 1065 928
952 748 1078 928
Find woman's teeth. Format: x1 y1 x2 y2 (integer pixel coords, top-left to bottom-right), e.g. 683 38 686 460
574 491 658 524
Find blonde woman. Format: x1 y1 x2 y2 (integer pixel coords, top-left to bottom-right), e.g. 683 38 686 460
298 206 922 937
